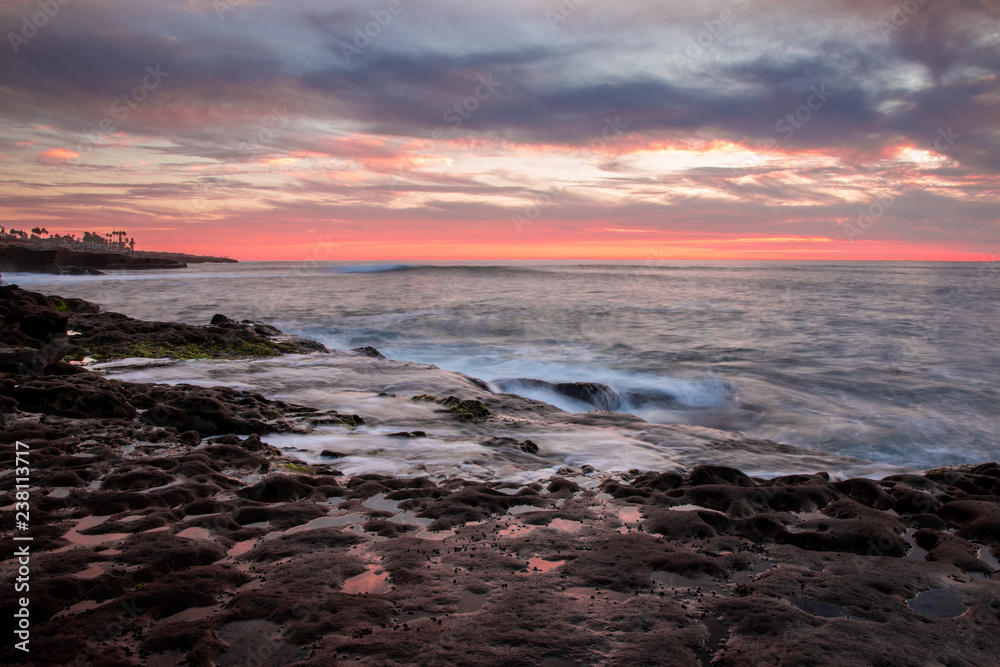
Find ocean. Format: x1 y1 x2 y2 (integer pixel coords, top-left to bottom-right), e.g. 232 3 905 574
9 260 999 479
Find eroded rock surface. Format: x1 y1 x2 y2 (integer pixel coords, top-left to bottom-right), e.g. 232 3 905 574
2 450 998 666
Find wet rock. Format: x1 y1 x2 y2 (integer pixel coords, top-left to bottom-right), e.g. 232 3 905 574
599 479 651 499
351 346 386 358
481 436 539 454
200 444 267 470
239 433 270 452
207 433 242 445
239 526 365 561
632 471 684 491
0 420 74 444
413 482 547 529
231 502 329 531
101 465 175 491
913 529 994 572
892 488 942 514
363 519 419 537
320 449 348 458
0 344 49 375
131 564 251 620
242 319 283 336
552 381 622 410
237 474 317 502
833 477 895 509
937 500 1000 542
643 508 728 539
782 499 909 557
118 531 227 577
494 378 625 410
134 383 286 435
14 374 136 419
688 465 756 488
0 285 70 347
68 305 329 360
178 429 202 445
437 396 493 421
547 478 582 494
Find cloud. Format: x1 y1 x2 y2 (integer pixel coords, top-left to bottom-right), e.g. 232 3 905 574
0 0 997 257
37 147 79 163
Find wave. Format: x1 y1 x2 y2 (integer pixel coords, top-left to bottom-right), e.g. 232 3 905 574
333 264 414 274
491 374 733 415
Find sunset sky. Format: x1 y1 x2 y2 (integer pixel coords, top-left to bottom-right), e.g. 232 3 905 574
1 0 998 261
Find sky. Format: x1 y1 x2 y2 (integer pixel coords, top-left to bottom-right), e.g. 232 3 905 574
0 0 998 261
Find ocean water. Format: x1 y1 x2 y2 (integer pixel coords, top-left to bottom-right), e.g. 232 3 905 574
8 260 1000 475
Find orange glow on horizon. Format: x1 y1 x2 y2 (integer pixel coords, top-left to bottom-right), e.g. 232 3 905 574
120 236 984 263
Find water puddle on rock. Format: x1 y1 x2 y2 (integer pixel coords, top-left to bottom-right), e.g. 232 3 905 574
363 493 402 512
549 518 582 532
73 562 107 580
508 505 539 515
62 516 129 546
227 539 258 558
341 564 392 595
562 587 629 602
416 527 456 541
906 588 968 618
651 570 709 589
395 609 435 623
214 619 309 666
281 516 343 536
176 527 213 540
498 523 537 537
327 513 364 526
977 544 1000 571
902 529 928 561
159 605 220 624
389 511 433 528
456 590 489 613
791 596 846 618
618 506 642 523
518 556 567 575
53 599 102 619
693 616 730 667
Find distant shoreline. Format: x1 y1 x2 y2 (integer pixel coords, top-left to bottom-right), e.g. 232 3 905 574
0 241 237 275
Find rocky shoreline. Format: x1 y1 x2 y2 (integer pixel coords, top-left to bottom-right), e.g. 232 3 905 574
0 244 237 275
1 287 999 666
